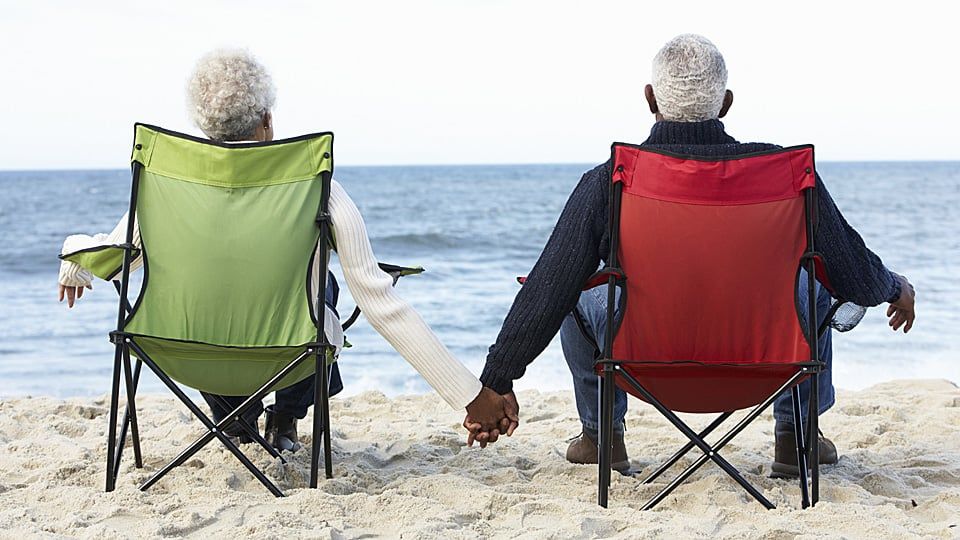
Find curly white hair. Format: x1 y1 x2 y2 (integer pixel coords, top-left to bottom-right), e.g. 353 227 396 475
186 49 276 141
652 34 727 122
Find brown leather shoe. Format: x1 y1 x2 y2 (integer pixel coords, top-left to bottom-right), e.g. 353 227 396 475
566 431 631 473
771 424 838 478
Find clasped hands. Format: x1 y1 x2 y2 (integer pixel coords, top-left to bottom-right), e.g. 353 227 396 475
463 387 519 448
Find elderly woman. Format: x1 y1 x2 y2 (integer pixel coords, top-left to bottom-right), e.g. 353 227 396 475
57 49 515 451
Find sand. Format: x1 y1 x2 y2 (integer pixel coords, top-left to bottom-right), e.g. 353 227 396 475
1 379 958 539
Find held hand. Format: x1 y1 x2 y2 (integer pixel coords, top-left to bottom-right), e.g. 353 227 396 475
464 387 506 448
463 389 520 448
499 391 520 436
886 273 915 333
465 387 507 430
58 283 92 308
462 417 495 448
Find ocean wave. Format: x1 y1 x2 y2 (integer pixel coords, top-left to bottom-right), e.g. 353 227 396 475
371 232 497 250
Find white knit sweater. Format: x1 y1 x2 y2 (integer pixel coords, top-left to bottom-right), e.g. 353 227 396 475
58 179 482 410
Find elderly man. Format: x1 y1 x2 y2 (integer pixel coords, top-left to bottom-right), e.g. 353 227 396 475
467 34 916 476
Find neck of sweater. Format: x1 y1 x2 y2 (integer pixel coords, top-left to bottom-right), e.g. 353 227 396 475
643 119 738 146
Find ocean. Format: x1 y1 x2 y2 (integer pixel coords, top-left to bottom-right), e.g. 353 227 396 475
0 162 957 399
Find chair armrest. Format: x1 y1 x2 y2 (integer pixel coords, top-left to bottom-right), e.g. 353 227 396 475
342 262 425 331
517 268 624 290
59 244 141 281
583 268 624 290
378 262 425 284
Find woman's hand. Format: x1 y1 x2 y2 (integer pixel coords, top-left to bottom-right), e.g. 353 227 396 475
58 283 91 308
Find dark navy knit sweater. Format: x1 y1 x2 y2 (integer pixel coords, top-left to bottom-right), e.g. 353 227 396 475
480 119 900 394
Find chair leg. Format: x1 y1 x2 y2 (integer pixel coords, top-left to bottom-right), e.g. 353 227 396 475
808 375 820 505
617 369 775 509
208 395 285 463
321 359 333 480
643 412 732 485
216 430 285 497
624 368 804 510
310 350 328 488
597 363 615 508
139 430 217 491
641 447 775 511
140 426 284 497
813 444 820 506
791 385 810 509
136 396 285 497
113 353 143 479
105 345 123 492
122 348 143 468
129 341 307 497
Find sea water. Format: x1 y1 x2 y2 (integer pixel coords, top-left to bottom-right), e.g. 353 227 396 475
0 162 957 398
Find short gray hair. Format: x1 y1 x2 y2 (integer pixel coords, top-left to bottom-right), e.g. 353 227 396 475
186 49 276 141
651 34 728 122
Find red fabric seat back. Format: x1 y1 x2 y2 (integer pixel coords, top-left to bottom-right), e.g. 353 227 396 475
610 145 817 412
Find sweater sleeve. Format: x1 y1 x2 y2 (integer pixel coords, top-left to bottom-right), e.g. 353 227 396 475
326 180 482 410
480 164 609 394
58 212 143 287
814 175 899 306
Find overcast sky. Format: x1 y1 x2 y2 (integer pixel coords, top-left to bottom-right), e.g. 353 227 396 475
1 1 957 169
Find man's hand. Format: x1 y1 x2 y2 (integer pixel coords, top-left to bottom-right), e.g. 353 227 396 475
58 283 92 308
886 273 916 333
463 389 520 448
500 391 520 436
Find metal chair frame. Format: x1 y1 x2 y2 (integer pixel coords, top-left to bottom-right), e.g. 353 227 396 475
595 148 831 510
102 161 421 496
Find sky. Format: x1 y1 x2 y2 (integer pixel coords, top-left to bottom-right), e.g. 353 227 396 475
1 0 958 169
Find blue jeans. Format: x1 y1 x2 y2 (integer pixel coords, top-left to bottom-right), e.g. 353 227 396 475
559 268 835 433
201 272 344 424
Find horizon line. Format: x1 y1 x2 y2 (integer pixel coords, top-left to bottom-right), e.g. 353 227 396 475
2 158 959 174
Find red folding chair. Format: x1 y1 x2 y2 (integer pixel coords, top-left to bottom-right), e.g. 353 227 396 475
594 143 831 510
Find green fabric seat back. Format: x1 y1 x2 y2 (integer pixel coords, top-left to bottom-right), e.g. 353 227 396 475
122 124 334 394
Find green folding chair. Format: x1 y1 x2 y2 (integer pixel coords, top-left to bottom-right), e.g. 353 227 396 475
61 124 421 496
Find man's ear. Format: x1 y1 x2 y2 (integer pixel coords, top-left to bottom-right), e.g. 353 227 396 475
644 84 659 114
718 89 734 118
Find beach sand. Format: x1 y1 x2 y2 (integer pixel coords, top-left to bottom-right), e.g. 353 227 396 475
1 379 958 539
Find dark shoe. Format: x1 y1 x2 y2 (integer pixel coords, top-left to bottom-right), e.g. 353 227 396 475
225 432 254 446
771 423 838 478
566 431 631 473
265 410 301 452
222 420 256 446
